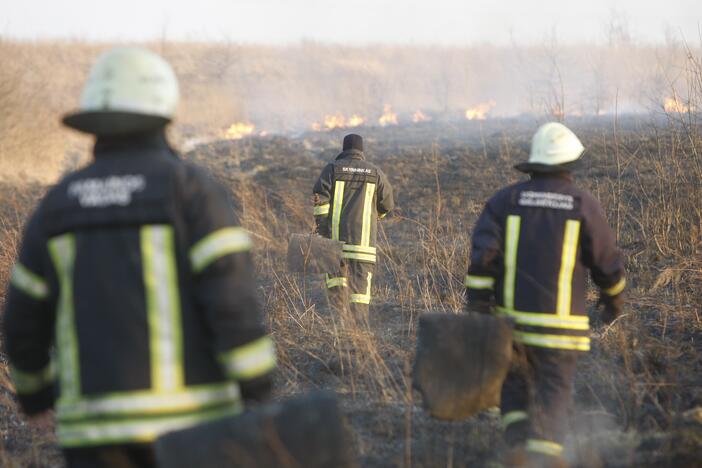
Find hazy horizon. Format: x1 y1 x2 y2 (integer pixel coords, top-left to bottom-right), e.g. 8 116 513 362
1 0 700 45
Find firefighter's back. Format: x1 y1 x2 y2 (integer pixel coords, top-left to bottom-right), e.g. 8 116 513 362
330 153 383 249
39 138 244 447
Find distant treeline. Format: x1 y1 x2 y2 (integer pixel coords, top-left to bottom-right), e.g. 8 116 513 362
0 39 698 178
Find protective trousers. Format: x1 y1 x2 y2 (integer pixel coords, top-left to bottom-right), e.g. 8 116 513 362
63 444 156 468
325 260 374 319
500 345 579 465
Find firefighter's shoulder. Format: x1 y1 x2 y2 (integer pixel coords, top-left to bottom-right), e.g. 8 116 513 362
483 180 529 209
175 159 231 202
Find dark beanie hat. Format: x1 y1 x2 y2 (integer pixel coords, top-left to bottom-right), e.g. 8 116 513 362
343 134 363 152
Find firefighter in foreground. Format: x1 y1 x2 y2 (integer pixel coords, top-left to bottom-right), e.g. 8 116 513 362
313 134 394 318
464 123 626 467
3 47 276 467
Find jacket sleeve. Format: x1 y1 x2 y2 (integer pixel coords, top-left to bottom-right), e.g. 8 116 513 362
2 205 57 415
464 197 503 312
312 163 334 237
581 194 626 299
184 169 275 401
376 168 394 218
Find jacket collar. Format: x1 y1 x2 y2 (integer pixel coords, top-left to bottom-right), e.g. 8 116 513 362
93 130 175 158
336 149 364 161
529 171 574 182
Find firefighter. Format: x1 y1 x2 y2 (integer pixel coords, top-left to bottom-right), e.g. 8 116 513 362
464 122 625 467
2 47 276 467
312 134 394 318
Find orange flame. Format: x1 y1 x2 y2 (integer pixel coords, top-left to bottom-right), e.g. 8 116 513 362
378 105 398 126
225 122 256 140
465 101 496 120
347 114 365 127
312 113 366 131
324 114 346 129
412 110 431 123
664 96 690 113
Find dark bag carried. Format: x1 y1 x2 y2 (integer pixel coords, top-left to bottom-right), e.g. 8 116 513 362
287 234 343 274
412 312 513 420
155 391 355 468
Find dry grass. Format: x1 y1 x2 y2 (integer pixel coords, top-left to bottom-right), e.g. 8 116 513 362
0 39 700 466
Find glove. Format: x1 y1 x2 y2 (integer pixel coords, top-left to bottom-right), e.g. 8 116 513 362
465 300 492 315
598 291 624 324
239 374 274 403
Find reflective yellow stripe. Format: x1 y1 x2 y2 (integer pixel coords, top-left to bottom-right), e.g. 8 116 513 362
57 404 241 447
350 271 373 304
341 252 376 263
218 336 276 380
141 225 184 393
379 211 388 219
10 363 55 395
342 244 377 255
190 227 252 273
361 183 376 247
331 181 345 241
49 234 80 401
603 277 626 296
502 410 528 429
503 215 521 309
325 275 348 288
313 204 330 216
57 382 241 421
465 275 495 290
496 307 589 330
513 331 590 351
557 220 581 316
526 439 563 457
10 263 49 300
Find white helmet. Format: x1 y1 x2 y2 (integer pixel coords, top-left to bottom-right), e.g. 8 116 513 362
515 122 585 173
63 47 179 135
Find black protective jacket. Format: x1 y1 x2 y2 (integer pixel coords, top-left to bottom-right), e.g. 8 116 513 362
465 173 625 351
3 132 276 448
312 149 394 264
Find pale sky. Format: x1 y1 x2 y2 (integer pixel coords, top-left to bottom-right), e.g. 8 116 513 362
1 0 699 45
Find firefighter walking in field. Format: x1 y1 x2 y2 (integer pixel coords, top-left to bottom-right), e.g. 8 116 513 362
313 134 394 318
2 48 276 467
464 123 626 467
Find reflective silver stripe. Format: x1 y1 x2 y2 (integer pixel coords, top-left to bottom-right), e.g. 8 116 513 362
10 263 49 300
360 183 376 247
556 220 581 316
313 204 330 216
48 234 80 401
190 227 252 273
526 439 563 457
501 410 528 429
325 275 348 288
10 363 55 395
331 181 345 241
350 271 372 304
57 405 242 447
464 275 495 290
503 215 521 309
219 336 276 380
141 225 184 393
57 382 241 420
341 252 376 263
604 277 626 296
513 331 590 351
496 307 589 330
342 244 377 255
